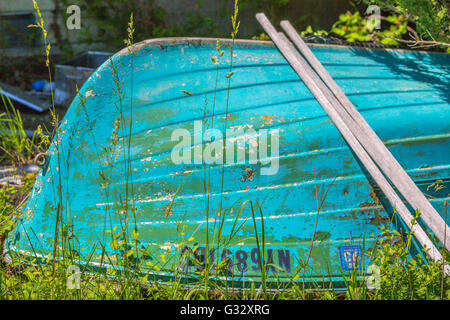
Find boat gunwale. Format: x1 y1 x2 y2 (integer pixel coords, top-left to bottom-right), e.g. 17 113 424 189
116 36 450 57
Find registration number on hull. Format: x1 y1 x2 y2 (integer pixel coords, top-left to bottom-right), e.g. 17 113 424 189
180 246 292 274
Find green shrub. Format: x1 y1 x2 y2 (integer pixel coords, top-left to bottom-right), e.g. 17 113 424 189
331 11 407 44
359 0 449 50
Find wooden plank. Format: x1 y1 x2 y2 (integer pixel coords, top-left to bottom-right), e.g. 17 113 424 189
278 20 450 251
255 13 450 263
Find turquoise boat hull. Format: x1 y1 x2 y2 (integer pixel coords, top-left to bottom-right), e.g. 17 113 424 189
8 38 450 287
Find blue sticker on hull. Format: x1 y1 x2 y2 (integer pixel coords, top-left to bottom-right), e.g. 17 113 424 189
339 246 362 271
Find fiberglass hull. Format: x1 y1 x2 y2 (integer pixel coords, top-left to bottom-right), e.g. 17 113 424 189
8 38 450 287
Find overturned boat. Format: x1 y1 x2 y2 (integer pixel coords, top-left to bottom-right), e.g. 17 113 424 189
8 38 450 288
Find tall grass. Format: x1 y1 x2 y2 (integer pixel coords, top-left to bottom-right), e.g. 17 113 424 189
0 94 47 164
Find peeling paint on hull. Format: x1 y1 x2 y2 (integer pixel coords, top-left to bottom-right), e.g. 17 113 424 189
8 38 450 287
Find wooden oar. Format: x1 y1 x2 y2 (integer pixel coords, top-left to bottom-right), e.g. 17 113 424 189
255 13 449 267
278 20 450 251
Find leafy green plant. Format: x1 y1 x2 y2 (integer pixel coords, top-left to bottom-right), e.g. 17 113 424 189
358 0 449 50
299 26 329 37
251 33 270 41
331 11 408 44
0 173 36 260
255 10 409 46
370 212 450 300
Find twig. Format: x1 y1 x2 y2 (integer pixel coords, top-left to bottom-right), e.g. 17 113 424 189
380 33 450 48
301 170 337 296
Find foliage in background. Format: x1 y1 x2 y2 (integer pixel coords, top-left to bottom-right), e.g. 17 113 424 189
299 26 329 38
252 26 329 39
62 0 167 49
330 11 408 44
239 0 290 23
60 0 219 51
358 0 449 49
251 33 270 41
0 18 40 49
